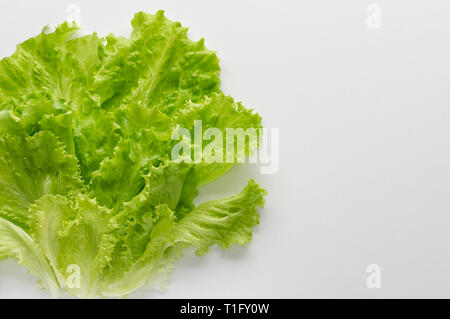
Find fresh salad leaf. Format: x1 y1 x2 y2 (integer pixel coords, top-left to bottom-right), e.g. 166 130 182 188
0 10 266 298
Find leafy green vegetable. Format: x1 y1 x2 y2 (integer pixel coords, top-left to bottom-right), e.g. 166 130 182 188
0 10 266 298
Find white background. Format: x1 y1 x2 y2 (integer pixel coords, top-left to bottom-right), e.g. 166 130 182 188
1 0 450 298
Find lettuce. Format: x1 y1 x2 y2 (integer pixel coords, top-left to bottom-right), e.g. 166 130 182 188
0 11 266 298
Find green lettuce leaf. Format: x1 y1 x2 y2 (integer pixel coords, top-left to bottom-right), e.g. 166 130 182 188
29 194 117 297
174 180 266 255
0 132 82 230
0 10 267 298
90 11 221 114
0 216 60 297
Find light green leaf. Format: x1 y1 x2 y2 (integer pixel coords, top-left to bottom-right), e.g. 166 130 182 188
91 11 221 114
174 180 266 255
103 204 179 296
73 110 122 181
29 194 117 298
172 93 263 186
0 22 78 102
0 217 60 297
89 139 144 211
0 132 82 230
98 160 193 280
